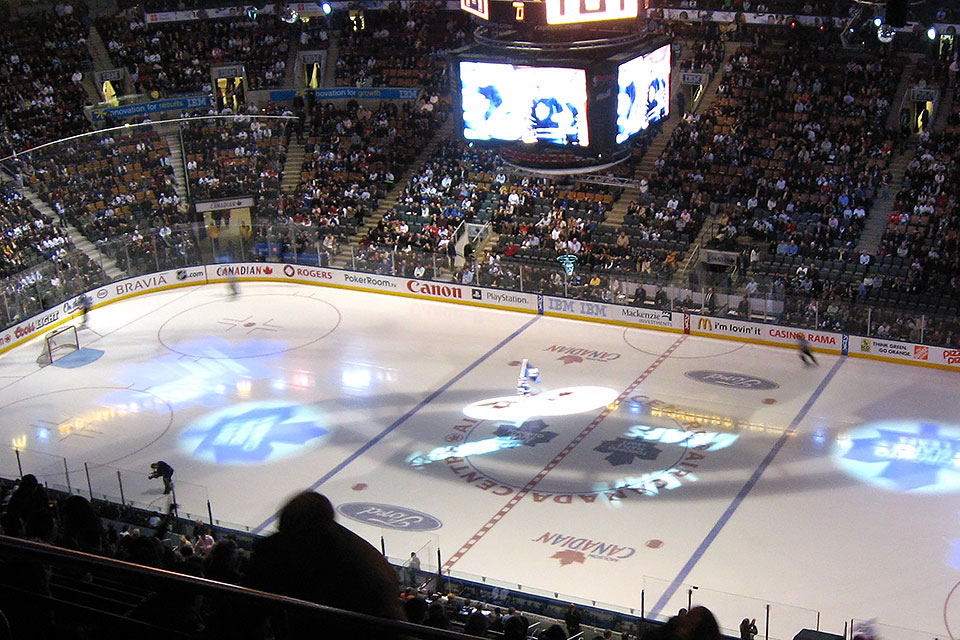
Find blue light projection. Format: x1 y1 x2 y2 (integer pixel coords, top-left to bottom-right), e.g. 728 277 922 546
104 337 290 411
179 400 329 465
833 421 960 492
407 436 522 468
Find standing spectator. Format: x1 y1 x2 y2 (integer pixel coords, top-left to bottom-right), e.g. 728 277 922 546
564 603 582 636
406 551 421 586
196 526 215 555
740 618 758 640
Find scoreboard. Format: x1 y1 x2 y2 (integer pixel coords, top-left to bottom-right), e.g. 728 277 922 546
455 0 656 170
461 0 639 25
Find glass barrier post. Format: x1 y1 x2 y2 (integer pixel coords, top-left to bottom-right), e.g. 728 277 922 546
63 457 72 494
351 246 356 271
95 244 107 275
117 469 126 506
192 222 203 262
867 307 872 335
153 235 161 272
289 226 297 264
920 314 925 343
84 462 93 498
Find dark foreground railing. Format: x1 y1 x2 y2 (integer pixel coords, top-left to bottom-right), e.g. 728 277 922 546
0 534 484 640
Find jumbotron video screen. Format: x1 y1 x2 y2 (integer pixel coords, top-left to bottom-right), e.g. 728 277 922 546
616 43 671 144
459 61 590 147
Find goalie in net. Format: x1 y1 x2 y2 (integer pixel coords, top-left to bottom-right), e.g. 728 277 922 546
37 325 80 366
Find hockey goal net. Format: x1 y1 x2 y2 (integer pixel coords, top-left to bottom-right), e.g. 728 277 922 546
37 325 79 366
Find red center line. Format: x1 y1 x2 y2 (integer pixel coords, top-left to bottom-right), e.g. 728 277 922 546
442 334 688 571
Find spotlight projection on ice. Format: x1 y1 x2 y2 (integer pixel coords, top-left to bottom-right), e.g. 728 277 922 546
833 420 960 493
461 386 619 421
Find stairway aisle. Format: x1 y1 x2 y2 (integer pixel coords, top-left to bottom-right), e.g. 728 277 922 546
331 117 457 269
82 25 117 107
161 129 190 206
857 150 914 255
18 186 124 280
280 140 306 195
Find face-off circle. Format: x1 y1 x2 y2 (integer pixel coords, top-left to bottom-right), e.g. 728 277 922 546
0 387 173 469
158 293 341 359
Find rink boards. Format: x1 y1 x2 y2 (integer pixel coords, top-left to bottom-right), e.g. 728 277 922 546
3 263 956 372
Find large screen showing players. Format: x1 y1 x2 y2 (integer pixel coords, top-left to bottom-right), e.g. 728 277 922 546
616 44 671 144
460 61 590 147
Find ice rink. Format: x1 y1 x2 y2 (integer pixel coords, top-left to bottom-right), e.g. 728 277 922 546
0 280 957 639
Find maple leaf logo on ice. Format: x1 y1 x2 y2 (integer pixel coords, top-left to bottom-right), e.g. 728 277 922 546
558 355 583 365
551 550 586 566
493 419 557 447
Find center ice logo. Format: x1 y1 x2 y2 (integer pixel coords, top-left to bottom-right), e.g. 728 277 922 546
594 437 663 466
180 401 328 464
429 394 740 506
493 419 558 447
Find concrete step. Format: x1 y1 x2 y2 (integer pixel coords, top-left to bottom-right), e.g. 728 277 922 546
857 149 914 255
163 132 189 205
934 87 956 132
86 25 115 72
323 33 340 87
281 28 302 90
331 118 457 268
18 186 124 279
280 142 306 194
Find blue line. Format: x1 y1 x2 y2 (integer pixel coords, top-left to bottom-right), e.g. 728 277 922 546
649 357 845 618
250 314 541 534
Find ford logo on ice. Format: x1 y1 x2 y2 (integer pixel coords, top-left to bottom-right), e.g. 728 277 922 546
336 503 442 531
684 370 779 390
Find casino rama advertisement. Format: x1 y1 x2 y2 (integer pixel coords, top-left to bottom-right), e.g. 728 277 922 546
0 263 958 372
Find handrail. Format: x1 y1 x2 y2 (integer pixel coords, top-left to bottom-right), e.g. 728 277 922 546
0 114 298 165
0 534 483 640
0 582 191 638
